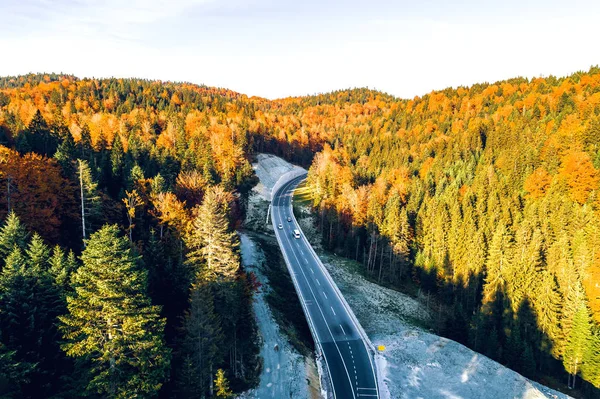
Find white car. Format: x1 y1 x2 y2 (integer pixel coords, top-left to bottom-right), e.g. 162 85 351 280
293 229 301 239
278 224 283 229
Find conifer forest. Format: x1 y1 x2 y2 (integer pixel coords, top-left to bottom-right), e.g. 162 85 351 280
0 69 600 397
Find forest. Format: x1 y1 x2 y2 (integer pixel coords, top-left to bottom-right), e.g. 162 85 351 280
0 68 599 397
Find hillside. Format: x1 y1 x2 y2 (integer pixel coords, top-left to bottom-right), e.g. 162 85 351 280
0 68 599 397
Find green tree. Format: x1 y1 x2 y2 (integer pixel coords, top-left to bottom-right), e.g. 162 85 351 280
483 224 513 305
177 282 223 398
0 246 65 397
79 124 92 160
60 225 170 398
77 159 102 241
185 188 239 283
0 212 29 269
582 324 600 388
25 232 50 272
49 246 78 295
563 303 591 389
54 131 76 176
533 271 562 356
179 282 224 397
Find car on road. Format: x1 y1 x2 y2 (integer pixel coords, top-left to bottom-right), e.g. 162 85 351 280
293 229 301 239
287 217 292 222
278 224 283 229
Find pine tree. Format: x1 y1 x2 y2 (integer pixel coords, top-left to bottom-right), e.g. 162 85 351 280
562 282 587 355
79 124 92 160
49 246 78 295
0 246 65 397
563 303 591 389
54 130 76 176
533 271 562 356
27 110 56 157
110 134 124 182
77 159 101 241
582 324 600 388
60 225 170 398
178 282 224 398
25 232 50 272
186 188 239 283
0 212 29 269
483 224 513 305
214 368 233 398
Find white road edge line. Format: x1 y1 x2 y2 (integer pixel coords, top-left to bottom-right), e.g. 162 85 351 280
274 176 357 399
291 177 380 398
271 178 340 399
277 193 356 398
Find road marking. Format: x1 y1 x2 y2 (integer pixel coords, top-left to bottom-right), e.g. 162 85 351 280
331 306 336 316
273 177 362 399
323 292 328 299
340 324 346 335
310 268 315 274
316 279 320 286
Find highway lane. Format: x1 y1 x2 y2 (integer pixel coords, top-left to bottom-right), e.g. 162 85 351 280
272 174 379 399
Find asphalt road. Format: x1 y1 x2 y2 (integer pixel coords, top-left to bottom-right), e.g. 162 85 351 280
272 174 379 399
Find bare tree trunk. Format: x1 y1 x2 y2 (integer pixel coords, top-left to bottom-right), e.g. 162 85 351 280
367 236 373 272
371 236 378 275
378 240 385 282
79 160 86 242
389 247 394 282
6 176 11 213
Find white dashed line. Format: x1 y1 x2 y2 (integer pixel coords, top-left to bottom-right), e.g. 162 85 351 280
331 306 336 316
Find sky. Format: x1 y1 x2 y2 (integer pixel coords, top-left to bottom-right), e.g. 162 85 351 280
0 0 599 99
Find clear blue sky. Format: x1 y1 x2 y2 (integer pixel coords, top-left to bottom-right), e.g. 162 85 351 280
0 0 598 99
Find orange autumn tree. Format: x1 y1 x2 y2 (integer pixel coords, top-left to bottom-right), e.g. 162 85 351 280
559 150 599 204
524 167 552 199
0 145 78 242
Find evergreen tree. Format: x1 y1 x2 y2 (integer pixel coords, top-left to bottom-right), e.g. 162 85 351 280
582 324 600 388
533 271 562 356
110 133 124 183
0 212 29 269
54 130 76 176
185 188 239 283
77 159 102 240
26 110 57 157
60 225 170 398
0 246 65 397
563 303 591 389
78 124 92 160
15 132 31 154
483 224 513 305
177 282 223 398
25 232 50 272
49 246 78 295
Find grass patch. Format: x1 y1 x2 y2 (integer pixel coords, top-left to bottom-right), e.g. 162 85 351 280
253 234 315 357
293 180 313 209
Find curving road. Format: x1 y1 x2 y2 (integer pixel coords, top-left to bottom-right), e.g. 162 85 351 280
271 174 379 399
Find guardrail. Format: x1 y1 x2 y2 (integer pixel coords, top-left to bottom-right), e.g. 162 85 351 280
270 171 381 398
270 172 333 398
